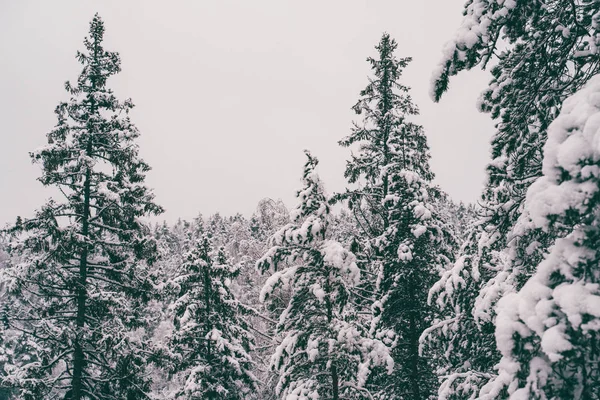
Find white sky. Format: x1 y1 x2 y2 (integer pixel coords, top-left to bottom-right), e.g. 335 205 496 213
0 0 494 225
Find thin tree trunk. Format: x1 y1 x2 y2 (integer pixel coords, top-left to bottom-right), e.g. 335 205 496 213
72 153 92 400
325 268 339 400
72 36 98 398
204 262 212 360
407 283 422 400
204 251 215 399
332 364 339 400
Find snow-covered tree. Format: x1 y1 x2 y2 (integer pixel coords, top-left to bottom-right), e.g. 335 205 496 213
243 201 292 400
420 219 500 400
477 74 600 400
148 207 289 399
254 199 290 239
0 237 21 400
337 33 456 399
0 324 21 399
168 235 258 399
424 2 600 398
0 14 163 399
258 151 393 400
328 207 362 248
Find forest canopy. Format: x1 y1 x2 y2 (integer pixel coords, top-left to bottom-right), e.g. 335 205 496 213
2 2 600 399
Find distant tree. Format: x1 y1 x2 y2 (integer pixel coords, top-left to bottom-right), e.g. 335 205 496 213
206 213 230 248
0 237 20 399
0 14 162 399
254 198 290 242
337 33 456 399
258 151 393 400
149 206 289 400
168 235 258 399
328 207 361 248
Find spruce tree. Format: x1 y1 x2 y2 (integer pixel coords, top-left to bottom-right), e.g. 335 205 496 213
258 151 393 400
425 2 600 397
168 235 258 399
0 14 162 399
336 33 456 399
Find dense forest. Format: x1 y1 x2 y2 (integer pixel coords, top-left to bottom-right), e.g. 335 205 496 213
2 1 600 399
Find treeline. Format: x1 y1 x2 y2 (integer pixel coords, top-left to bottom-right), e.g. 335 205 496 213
2 1 600 399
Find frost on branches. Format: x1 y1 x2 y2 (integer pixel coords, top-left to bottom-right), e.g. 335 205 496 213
480 75 600 400
0 14 163 400
258 151 393 400
167 235 258 399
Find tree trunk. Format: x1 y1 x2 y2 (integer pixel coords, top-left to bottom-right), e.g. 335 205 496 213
407 283 422 400
332 364 339 400
325 269 339 400
204 261 212 361
72 158 92 400
72 35 98 396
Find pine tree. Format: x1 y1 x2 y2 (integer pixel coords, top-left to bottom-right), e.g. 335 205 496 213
168 235 258 399
425 2 600 397
0 14 163 399
336 33 456 399
476 74 600 400
258 151 393 400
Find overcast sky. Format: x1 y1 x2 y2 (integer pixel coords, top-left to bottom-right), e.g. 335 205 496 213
0 0 494 225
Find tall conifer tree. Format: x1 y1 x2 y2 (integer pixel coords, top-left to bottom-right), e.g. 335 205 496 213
0 14 162 399
258 151 393 400
338 33 456 399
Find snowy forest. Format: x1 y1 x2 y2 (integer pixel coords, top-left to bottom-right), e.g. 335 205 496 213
1 1 600 399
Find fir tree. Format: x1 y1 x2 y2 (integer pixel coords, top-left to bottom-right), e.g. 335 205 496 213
168 235 258 399
258 151 393 400
337 33 456 399
0 14 162 399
